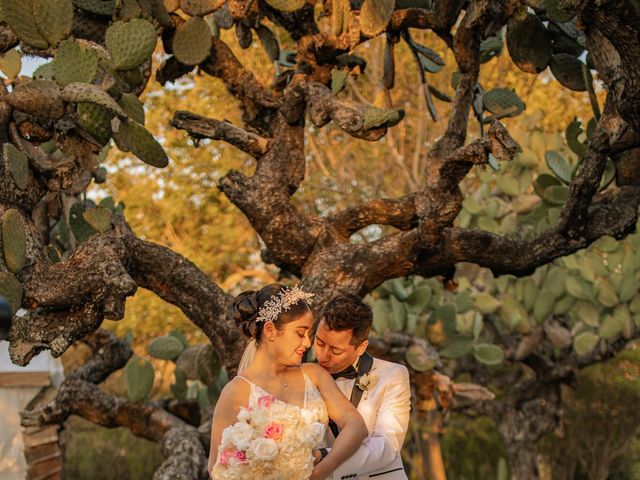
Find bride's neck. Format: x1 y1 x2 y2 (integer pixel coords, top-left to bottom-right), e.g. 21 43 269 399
250 346 288 376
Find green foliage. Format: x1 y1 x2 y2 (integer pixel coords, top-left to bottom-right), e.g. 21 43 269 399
367 139 640 363
540 351 640 478
124 355 155 402
2 209 27 274
62 416 163 480
148 335 184 360
440 415 509 480
545 150 573 184
405 344 437 372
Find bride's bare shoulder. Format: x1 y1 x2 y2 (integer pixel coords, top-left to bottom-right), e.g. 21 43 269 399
301 363 331 381
216 375 251 408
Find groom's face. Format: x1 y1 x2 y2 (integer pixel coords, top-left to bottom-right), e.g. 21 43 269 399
314 320 367 374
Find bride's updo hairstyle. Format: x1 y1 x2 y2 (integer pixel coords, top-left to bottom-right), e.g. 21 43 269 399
231 283 312 343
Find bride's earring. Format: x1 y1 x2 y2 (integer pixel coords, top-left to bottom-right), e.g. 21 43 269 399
269 337 275 342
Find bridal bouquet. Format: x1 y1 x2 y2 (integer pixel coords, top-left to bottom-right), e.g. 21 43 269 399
211 394 326 480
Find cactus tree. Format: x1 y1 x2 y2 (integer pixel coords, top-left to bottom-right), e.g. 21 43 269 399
1 0 640 479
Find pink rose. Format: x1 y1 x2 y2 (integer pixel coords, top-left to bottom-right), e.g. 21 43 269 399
258 394 275 409
217 449 233 467
264 422 283 440
233 450 247 463
218 449 247 467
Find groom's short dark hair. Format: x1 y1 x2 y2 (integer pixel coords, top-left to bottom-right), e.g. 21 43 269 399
321 294 372 346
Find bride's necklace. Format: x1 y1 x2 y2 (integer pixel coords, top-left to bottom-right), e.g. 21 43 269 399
257 369 289 388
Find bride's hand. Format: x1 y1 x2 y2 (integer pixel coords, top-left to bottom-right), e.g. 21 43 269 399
308 466 326 480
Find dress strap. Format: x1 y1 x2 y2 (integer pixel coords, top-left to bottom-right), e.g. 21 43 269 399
235 375 257 407
301 367 312 409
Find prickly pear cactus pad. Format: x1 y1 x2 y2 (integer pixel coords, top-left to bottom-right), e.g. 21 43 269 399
33 0 73 47
360 0 395 37
105 18 158 70
179 0 224 17
76 103 113 146
0 271 22 315
264 0 307 12
119 93 145 125
0 49 21 79
54 38 100 87
0 0 48 49
6 80 66 119
112 119 169 168
550 53 587 91
4 143 29 191
363 106 405 129
172 16 213 66
482 88 525 117
73 0 116 17
507 11 552 74
62 82 127 119
2 209 27 274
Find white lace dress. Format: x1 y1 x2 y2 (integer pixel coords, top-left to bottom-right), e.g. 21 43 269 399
237 368 329 429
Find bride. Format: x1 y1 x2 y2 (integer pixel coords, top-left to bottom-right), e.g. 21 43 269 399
208 284 368 480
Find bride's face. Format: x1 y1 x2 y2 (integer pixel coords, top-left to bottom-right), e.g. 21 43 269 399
267 310 313 365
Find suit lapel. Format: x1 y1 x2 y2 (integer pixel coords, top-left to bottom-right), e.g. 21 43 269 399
329 353 375 438
349 352 374 408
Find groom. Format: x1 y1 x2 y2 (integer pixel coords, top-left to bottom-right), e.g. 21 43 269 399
313 294 411 480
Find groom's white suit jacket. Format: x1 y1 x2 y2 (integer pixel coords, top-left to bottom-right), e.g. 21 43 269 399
326 356 411 480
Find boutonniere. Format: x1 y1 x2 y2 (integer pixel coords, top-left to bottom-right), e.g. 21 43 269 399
355 369 377 399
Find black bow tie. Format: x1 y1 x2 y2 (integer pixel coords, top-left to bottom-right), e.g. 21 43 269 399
331 365 358 380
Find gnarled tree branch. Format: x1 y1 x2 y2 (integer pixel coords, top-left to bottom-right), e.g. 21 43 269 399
171 111 271 158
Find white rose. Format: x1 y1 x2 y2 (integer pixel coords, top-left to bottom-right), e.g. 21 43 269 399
237 408 252 423
221 422 254 451
250 437 279 462
308 422 325 444
300 409 315 425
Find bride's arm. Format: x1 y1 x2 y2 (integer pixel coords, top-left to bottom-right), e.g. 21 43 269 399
303 364 368 480
207 378 248 474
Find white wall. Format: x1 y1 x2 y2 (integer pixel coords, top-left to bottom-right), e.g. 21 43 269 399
0 341 64 478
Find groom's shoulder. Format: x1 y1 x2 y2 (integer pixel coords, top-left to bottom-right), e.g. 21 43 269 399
371 356 409 381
